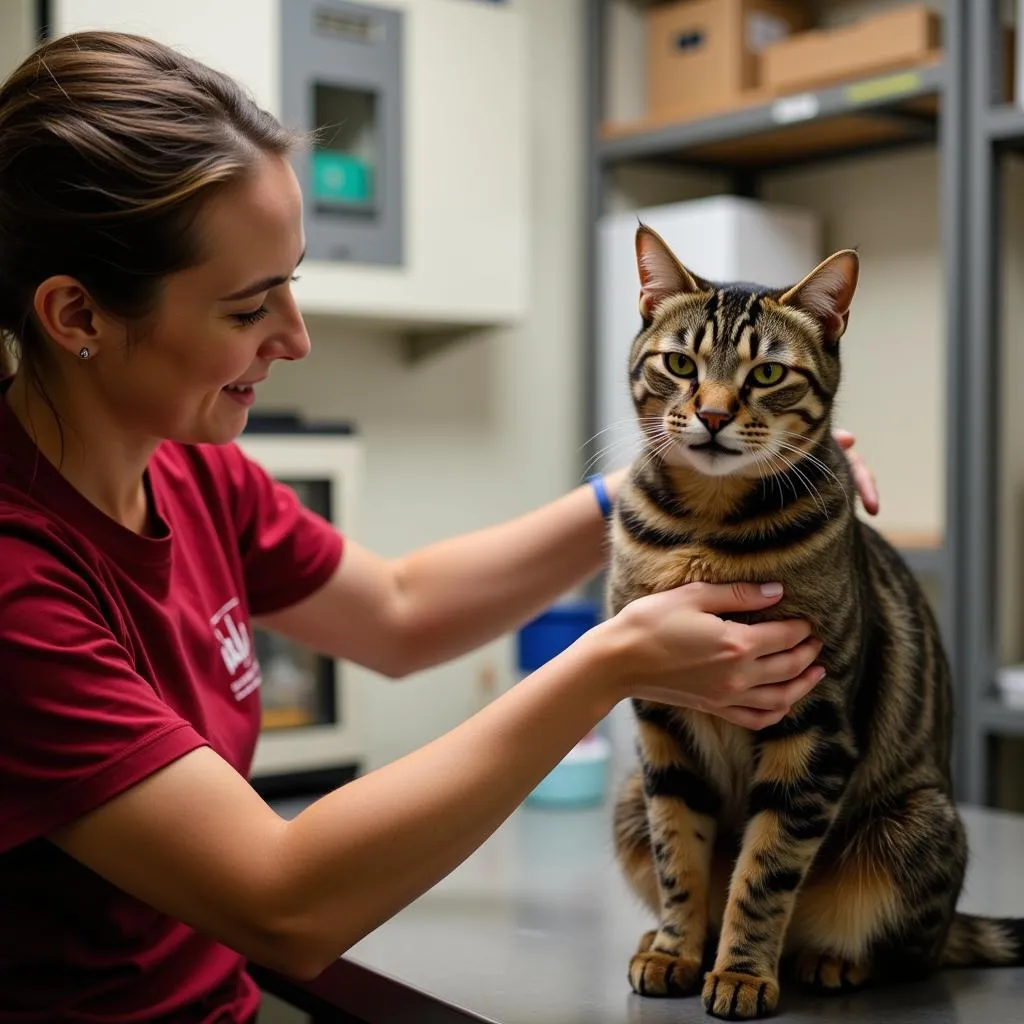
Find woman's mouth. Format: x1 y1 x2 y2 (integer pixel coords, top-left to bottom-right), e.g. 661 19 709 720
222 382 257 407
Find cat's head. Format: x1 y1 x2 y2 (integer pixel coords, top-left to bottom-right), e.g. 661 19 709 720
628 223 859 480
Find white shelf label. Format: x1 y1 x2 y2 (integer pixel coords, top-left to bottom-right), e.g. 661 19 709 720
770 94 820 125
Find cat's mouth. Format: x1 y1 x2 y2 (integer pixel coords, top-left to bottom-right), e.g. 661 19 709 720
690 439 742 457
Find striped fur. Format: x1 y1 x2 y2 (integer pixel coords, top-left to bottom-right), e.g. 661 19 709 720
610 225 1024 1020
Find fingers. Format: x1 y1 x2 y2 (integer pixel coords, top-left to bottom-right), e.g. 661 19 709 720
736 663 825 711
739 617 815 658
683 580 785 615
832 427 879 515
718 706 788 730
847 449 880 515
751 636 823 687
717 665 826 729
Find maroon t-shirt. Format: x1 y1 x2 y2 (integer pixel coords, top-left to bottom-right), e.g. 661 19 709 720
0 385 344 1022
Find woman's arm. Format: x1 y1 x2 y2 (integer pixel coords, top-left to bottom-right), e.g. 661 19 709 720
52 580 821 980
256 474 622 677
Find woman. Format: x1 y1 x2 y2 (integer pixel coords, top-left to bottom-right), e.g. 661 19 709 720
0 30 879 1024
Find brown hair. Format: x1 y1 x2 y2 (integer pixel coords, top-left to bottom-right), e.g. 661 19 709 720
0 30 298 382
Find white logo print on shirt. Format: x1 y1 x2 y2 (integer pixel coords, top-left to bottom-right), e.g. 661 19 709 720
210 597 262 702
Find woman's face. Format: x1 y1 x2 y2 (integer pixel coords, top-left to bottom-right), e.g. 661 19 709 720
90 152 310 446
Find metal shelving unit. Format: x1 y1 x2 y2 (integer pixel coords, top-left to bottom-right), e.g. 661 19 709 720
597 61 944 169
583 0 1008 803
957 2 1024 804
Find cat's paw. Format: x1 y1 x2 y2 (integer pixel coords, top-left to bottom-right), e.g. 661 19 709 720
702 970 779 1020
794 951 870 993
628 950 703 997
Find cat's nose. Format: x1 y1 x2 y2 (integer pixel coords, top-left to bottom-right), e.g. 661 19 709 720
697 407 734 434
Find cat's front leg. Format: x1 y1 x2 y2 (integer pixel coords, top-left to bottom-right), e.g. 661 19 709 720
702 700 857 1020
629 703 720 998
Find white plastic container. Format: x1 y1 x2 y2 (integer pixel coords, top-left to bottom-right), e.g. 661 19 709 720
995 665 1024 709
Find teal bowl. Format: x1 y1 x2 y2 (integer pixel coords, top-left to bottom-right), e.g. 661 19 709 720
526 735 610 808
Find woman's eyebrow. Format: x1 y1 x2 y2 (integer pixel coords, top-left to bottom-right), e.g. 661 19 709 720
218 249 306 301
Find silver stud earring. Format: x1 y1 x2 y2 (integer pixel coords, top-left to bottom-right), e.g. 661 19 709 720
78 347 90 360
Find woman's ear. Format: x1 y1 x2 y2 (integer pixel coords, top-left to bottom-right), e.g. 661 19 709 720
635 223 708 323
778 249 860 346
32 275 108 360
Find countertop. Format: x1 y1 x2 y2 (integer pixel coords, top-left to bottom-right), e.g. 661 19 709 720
256 797 1024 1023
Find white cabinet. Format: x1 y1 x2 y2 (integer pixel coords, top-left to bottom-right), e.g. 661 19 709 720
52 0 529 332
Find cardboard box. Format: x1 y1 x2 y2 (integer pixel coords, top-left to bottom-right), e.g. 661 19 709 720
760 4 942 96
646 0 807 122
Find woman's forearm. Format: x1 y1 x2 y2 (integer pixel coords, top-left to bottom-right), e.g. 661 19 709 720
391 476 620 673
276 626 619 973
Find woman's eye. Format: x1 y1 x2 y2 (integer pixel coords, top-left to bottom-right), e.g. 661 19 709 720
231 306 269 327
664 353 697 378
750 362 787 386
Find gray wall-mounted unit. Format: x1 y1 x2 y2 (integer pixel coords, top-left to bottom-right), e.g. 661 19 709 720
282 0 403 266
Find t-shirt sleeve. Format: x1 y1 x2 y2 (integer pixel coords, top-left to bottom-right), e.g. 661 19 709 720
0 535 207 854
214 442 345 616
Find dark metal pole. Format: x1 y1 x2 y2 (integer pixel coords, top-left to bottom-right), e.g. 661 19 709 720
955 0 1002 804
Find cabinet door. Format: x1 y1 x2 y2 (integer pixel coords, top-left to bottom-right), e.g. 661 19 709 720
51 0 529 331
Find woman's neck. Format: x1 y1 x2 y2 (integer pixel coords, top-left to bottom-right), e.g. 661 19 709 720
5 370 156 534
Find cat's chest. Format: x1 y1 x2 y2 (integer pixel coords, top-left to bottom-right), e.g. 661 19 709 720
644 545 744 591
617 541 775 602
610 535 835 631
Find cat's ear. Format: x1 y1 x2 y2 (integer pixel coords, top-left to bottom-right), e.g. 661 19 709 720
779 249 859 346
635 223 706 322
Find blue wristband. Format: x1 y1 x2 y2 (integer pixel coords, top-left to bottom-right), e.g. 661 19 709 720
586 474 613 521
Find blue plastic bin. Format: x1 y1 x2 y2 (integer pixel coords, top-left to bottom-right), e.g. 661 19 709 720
516 601 610 807
516 601 600 672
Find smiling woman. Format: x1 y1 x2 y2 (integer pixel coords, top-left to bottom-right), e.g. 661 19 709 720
0 30 310 524
0 27 882 1024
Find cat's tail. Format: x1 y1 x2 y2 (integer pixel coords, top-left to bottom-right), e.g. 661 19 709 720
940 913 1024 967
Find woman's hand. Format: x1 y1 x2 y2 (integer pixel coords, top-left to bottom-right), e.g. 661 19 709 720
832 428 879 515
593 581 823 730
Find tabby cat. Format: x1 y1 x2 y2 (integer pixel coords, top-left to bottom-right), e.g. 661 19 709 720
608 224 1024 1020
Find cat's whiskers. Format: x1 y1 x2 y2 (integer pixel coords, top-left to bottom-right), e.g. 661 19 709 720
771 438 850 513
750 441 829 517
635 431 678 477
580 439 641 479
748 443 802 507
580 417 663 452
749 450 779 506
751 448 785 508
772 446 830 518
579 418 663 476
774 429 852 510
765 451 802 509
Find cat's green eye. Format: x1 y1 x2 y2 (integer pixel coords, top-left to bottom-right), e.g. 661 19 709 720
664 353 697 378
750 362 786 387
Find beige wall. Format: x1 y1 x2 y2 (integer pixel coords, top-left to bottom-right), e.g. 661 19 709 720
255 0 587 770
0 1 34 80
763 149 946 541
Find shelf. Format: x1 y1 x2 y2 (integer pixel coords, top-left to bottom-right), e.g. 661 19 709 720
987 105 1024 144
980 698 1024 737
598 62 944 172
882 529 944 577
896 545 945 577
